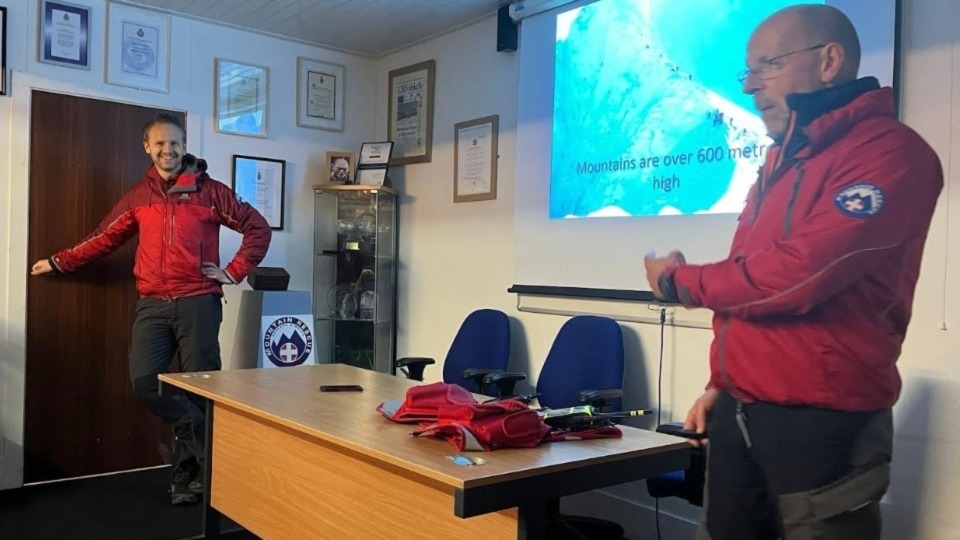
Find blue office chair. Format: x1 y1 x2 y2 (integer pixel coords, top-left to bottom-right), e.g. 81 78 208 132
646 423 707 506
486 316 627 540
486 315 626 411
395 308 511 395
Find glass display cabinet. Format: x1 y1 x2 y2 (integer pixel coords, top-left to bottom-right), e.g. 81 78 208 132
313 184 398 374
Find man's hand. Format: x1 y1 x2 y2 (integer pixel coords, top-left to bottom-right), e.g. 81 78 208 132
31 259 53 276
644 250 686 297
201 262 234 284
683 388 720 448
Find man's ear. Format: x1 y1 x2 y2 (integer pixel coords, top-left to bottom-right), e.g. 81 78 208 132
142 141 150 155
820 42 846 85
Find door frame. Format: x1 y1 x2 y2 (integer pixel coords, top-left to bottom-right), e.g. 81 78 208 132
0 74 191 489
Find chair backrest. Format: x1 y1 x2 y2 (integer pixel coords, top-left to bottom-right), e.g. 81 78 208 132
536 316 624 409
443 309 511 392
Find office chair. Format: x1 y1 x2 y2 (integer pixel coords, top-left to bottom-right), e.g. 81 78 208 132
646 422 707 506
395 308 511 395
485 315 628 540
485 315 625 410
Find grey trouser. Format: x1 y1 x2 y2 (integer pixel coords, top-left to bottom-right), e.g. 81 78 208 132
697 392 892 540
128 294 223 475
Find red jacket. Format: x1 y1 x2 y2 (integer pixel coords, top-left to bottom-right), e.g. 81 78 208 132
52 163 271 299
664 79 942 411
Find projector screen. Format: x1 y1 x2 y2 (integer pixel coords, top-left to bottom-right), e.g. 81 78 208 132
514 0 900 290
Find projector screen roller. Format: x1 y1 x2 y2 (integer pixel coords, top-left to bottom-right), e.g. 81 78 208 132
515 0 899 290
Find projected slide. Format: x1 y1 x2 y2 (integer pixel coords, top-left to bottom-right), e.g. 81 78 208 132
550 0 822 219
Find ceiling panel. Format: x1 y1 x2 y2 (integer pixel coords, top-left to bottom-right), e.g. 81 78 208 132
121 0 507 57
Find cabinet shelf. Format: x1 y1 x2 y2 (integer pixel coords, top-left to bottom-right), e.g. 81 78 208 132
314 186 397 375
313 183 398 196
318 250 376 257
316 316 380 323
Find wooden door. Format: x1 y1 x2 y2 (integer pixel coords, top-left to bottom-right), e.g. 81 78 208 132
25 91 185 482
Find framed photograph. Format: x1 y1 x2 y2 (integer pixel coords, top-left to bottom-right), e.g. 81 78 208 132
39 0 91 70
215 58 269 138
1 6 7 96
324 151 356 184
387 59 435 166
232 155 286 230
454 115 499 203
105 2 170 93
297 57 345 132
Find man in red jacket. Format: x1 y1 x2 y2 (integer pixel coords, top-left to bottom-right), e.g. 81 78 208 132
645 5 942 539
30 114 272 505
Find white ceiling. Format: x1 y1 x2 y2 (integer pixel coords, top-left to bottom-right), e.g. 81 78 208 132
120 0 508 58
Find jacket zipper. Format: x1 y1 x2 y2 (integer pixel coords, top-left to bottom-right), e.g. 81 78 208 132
718 316 752 448
199 240 204 289
717 316 731 391
161 196 168 300
782 166 805 238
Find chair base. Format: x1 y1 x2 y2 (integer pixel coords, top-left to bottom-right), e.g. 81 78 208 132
549 515 625 540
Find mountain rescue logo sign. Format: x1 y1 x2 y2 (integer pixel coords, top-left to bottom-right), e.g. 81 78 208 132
263 316 314 367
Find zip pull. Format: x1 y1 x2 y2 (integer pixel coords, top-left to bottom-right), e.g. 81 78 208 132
735 400 752 448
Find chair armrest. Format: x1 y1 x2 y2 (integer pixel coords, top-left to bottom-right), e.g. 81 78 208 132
395 357 435 381
578 388 624 411
461 368 503 394
483 372 527 399
461 368 502 380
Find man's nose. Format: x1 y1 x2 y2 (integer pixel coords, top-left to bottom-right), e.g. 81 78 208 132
742 75 761 95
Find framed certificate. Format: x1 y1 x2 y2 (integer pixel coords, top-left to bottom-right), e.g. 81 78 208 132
232 155 286 230
454 115 499 203
297 57 345 132
39 0 91 70
215 58 269 138
387 60 435 166
356 141 394 186
105 2 170 93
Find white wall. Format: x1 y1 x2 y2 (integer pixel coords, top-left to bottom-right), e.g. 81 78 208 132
377 2 960 539
0 0 375 488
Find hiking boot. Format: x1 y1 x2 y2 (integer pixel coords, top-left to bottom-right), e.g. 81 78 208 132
171 480 198 506
188 466 205 495
171 466 198 506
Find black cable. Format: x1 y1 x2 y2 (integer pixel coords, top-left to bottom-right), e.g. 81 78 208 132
657 307 665 426
656 307 666 540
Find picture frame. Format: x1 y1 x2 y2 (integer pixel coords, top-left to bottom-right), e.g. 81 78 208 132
1 6 7 96
39 0 91 70
297 57 345 132
356 141 394 187
454 115 499 203
323 151 356 185
387 59 435 166
231 155 286 230
105 2 170 93
215 58 269 138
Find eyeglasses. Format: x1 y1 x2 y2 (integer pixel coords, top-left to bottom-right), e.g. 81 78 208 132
737 44 826 83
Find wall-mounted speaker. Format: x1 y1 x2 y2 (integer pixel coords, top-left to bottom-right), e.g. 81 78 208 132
497 5 518 52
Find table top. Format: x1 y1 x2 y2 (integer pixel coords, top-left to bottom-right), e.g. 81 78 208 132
159 364 690 490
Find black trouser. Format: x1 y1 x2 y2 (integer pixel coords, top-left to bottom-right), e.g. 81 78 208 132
129 295 223 478
700 391 892 540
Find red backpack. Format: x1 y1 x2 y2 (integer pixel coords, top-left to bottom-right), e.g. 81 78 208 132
412 399 551 451
378 382 622 452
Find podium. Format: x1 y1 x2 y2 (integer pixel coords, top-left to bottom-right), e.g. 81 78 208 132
232 290 322 369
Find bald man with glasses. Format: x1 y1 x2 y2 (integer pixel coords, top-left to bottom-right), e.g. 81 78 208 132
644 5 942 539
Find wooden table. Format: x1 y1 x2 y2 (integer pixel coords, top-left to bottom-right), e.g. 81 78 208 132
159 364 690 540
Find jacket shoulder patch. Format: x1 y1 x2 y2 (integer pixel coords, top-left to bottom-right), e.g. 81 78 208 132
834 183 885 218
